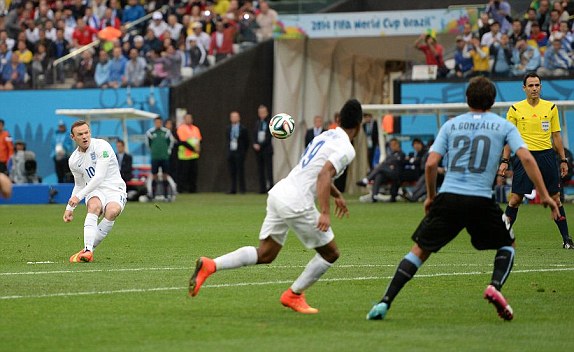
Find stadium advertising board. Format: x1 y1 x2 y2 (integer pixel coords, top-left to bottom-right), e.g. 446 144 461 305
275 8 479 39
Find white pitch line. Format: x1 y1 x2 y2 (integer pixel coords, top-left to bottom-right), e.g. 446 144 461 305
1 267 573 301
26 261 55 265
0 263 570 276
0 267 188 276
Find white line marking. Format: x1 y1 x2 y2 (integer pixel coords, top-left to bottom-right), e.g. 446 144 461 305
26 261 55 265
1 267 572 301
0 267 188 276
1 263 568 276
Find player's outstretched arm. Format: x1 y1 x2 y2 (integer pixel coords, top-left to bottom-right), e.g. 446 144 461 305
498 145 511 176
515 148 560 219
330 183 349 219
551 132 568 178
316 161 337 231
424 152 441 214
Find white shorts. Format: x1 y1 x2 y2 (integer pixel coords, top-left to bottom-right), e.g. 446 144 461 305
259 194 335 249
86 189 127 213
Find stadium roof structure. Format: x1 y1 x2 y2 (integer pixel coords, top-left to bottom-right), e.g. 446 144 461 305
55 108 159 152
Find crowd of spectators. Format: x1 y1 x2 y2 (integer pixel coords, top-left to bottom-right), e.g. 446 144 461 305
417 0 574 79
0 0 278 90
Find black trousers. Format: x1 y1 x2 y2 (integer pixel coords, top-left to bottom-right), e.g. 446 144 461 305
177 158 199 193
371 167 400 200
54 157 71 183
228 153 246 193
255 151 273 193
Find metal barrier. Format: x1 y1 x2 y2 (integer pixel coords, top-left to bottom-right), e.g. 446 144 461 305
51 5 169 85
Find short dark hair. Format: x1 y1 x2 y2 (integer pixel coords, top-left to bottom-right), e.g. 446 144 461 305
70 120 89 135
466 76 496 111
154 117 162 122
412 138 423 146
0 119 4 125
522 72 541 86
339 99 363 129
117 139 125 146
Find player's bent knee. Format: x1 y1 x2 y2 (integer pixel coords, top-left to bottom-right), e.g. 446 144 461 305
104 203 123 220
508 194 523 208
86 204 102 215
315 245 340 263
323 249 340 263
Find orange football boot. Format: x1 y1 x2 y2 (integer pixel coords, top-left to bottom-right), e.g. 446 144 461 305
280 288 319 314
69 249 93 263
188 257 216 297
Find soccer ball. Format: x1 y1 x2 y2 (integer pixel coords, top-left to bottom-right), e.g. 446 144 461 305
269 113 295 139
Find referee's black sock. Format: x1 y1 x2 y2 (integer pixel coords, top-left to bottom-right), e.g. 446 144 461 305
504 206 519 228
381 252 422 307
554 206 570 242
490 246 515 291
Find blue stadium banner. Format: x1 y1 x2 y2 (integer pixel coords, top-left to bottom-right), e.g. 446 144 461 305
274 8 479 39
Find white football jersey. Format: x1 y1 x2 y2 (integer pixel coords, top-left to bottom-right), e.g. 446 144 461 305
269 127 355 210
68 138 126 201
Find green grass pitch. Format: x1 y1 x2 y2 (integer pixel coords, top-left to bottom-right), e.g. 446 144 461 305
1 194 573 352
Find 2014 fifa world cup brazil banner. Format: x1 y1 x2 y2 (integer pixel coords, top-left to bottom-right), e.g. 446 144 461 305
274 8 479 39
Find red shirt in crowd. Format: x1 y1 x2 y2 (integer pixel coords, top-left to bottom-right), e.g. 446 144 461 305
72 25 99 46
417 44 445 66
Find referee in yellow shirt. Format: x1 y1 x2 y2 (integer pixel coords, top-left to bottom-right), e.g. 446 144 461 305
498 73 574 249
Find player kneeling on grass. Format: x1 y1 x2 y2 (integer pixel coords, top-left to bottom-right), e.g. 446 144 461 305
63 120 127 263
366 77 559 322
188 99 363 314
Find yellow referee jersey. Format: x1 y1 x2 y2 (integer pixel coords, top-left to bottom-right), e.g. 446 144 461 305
506 99 560 151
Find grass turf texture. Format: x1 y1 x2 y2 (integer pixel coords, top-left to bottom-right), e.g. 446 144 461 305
1 194 573 352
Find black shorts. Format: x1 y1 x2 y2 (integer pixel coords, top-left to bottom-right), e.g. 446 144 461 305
411 193 514 252
151 159 170 175
511 149 560 196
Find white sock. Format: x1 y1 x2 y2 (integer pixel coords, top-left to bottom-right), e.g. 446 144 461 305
214 246 258 270
291 254 332 293
166 175 177 194
94 218 115 249
83 213 98 251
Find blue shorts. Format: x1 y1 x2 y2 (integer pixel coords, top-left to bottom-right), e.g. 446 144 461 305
511 149 560 196
151 159 170 175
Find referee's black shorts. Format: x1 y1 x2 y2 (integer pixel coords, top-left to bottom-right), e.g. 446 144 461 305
411 193 514 252
511 149 560 196
151 159 170 175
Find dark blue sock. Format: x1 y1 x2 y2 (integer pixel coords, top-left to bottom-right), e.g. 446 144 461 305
381 252 422 307
491 246 514 291
554 206 570 242
505 206 519 228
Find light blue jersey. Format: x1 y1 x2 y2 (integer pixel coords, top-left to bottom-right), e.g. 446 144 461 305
431 111 526 198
